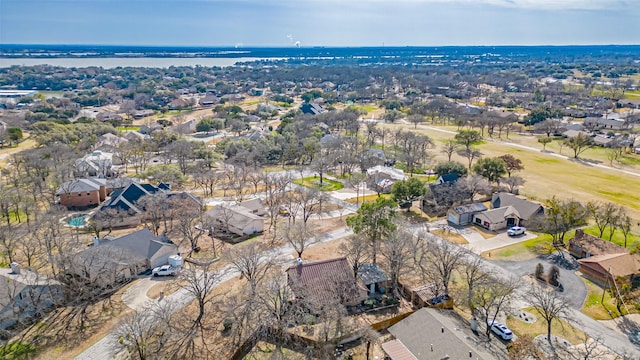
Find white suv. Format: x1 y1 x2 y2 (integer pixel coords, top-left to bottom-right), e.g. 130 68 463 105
487 320 514 340
507 226 525 236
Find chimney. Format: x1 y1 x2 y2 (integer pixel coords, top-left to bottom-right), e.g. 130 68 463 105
296 257 303 266
93 235 100 246
10 262 20 275
441 327 444 333
575 229 584 237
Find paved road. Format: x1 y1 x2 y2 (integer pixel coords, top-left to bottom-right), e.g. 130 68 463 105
491 257 586 309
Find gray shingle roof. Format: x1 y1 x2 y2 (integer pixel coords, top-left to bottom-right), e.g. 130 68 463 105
57 178 104 195
357 263 390 285
491 192 543 220
387 308 494 360
99 228 177 260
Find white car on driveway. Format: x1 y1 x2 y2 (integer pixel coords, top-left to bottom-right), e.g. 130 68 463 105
507 226 526 236
152 265 179 277
487 320 514 340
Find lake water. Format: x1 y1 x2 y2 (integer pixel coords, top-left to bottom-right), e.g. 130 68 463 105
0 57 284 68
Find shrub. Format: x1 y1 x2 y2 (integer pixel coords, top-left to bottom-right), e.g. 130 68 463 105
535 263 544 279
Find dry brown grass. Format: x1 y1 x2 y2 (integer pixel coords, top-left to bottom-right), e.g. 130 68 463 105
430 229 469 245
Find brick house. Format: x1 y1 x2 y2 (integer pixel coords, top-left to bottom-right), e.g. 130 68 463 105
57 178 107 209
568 229 629 259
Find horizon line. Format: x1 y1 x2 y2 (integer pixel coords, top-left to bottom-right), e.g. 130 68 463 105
2 43 640 48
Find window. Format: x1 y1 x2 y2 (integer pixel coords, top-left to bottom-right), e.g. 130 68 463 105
87 192 91 195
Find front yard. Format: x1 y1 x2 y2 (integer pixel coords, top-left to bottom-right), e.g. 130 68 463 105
293 176 344 191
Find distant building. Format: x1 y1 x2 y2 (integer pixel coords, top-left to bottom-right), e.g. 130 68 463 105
75 150 113 178
300 103 326 115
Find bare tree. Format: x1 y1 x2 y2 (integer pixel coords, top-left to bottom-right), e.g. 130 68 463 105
460 254 492 313
441 139 459 162
279 221 316 259
473 276 519 339
339 235 371 278
528 285 570 342
225 242 272 294
171 196 206 253
379 229 413 295
502 176 525 193
414 231 466 296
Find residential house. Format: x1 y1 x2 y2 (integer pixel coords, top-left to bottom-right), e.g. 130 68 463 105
434 173 459 185
366 165 407 193
584 117 627 131
0 264 62 329
286 258 367 311
300 103 326 115
199 94 220 107
96 111 123 123
71 229 179 286
357 263 391 297
569 229 629 259
133 110 154 119
472 192 543 231
578 253 640 287
221 94 244 103
237 198 266 216
95 133 128 150
447 203 487 226
562 129 588 139
92 182 200 228
619 99 640 109
168 98 190 110
205 202 264 236
382 308 493 360
57 178 107 209
75 150 114 178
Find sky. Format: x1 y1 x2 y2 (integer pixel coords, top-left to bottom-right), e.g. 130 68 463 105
1 0 639 47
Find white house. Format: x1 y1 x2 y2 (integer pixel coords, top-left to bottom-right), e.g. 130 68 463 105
206 202 264 236
75 150 114 178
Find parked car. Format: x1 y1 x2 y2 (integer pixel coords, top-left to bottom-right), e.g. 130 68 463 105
507 226 526 236
487 320 513 340
152 265 179 277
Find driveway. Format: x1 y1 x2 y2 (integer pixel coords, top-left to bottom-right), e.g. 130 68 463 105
490 257 587 309
466 232 537 254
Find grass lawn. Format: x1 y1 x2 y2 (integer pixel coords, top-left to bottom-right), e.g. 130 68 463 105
116 126 140 131
580 277 627 320
506 306 586 345
348 104 379 113
344 193 391 204
483 233 555 261
378 123 640 219
293 176 344 191
581 225 640 249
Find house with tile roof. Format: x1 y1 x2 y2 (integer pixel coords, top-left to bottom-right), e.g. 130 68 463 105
286 258 367 311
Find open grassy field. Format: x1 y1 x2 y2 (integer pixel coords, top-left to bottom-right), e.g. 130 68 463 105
378 123 640 220
582 225 640 249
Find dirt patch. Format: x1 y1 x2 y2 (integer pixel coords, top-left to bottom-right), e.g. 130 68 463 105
430 229 468 245
295 236 351 261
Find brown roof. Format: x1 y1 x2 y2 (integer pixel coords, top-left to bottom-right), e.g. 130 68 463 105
578 253 640 278
570 229 629 257
381 340 418 360
286 258 366 307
